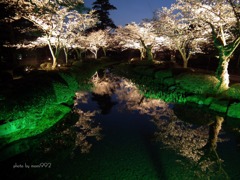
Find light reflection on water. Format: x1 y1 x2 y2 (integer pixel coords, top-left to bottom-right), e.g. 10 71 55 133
72 72 238 179
0 71 239 179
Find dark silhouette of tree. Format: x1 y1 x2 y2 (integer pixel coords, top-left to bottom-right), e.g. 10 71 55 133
91 0 117 30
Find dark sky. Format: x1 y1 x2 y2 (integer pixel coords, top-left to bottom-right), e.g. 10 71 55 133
84 0 176 26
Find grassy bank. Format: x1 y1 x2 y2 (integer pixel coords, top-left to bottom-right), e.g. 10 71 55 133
0 60 108 148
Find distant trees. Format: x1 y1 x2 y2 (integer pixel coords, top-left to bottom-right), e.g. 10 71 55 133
114 22 158 61
91 0 117 30
2 0 240 91
2 0 97 69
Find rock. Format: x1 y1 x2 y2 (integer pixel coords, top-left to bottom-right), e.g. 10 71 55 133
227 102 240 119
209 99 229 113
203 97 214 106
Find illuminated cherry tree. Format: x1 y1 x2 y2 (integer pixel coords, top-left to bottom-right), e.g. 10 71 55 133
114 22 159 61
153 5 210 68
2 0 97 69
85 29 110 59
1 0 84 14
173 0 240 89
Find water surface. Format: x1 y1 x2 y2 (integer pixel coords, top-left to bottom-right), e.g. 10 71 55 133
0 72 240 179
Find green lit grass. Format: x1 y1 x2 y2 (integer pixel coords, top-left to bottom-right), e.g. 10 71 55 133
176 73 220 95
0 104 71 144
0 71 78 147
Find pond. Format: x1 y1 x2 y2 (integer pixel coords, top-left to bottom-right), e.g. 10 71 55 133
0 70 240 179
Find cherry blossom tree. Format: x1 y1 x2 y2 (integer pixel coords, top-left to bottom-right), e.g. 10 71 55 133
153 5 210 68
114 22 158 61
174 0 240 90
85 29 110 59
2 0 97 69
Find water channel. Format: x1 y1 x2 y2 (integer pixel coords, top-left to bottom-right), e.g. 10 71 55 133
0 71 240 179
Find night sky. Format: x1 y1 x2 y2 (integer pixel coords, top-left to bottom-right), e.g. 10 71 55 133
84 0 176 26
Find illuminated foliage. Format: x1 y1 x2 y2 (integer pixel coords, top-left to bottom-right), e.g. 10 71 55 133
2 0 97 69
85 29 110 59
153 5 209 68
114 22 160 61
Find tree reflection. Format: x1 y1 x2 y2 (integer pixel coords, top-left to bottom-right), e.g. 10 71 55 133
91 71 174 119
90 72 230 178
37 96 102 155
88 72 230 178
91 93 116 114
74 109 102 153
73 91 103 153
198 116 229 178
153 110 229 178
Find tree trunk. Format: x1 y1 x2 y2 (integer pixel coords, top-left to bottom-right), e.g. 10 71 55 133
139 48 145 60
52 56 57 70
183 59 188 68
63 47 68 64
206 116 224 152
75 49 82 61
178 48 189 68
91 50 98 59
209 23 240 90
146 45 153 61
216 55 230 90
47 39 57 70
102 47 107 57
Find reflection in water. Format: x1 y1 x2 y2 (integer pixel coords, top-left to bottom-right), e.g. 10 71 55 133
89 71 230 178
74 109 102 153
0 70 239 179
153 111 228 178
91 93 116 114
73 91 103 153
198 116 229 178
92 71 174 119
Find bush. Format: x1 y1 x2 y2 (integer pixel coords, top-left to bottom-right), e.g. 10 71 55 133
176 73 219 94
